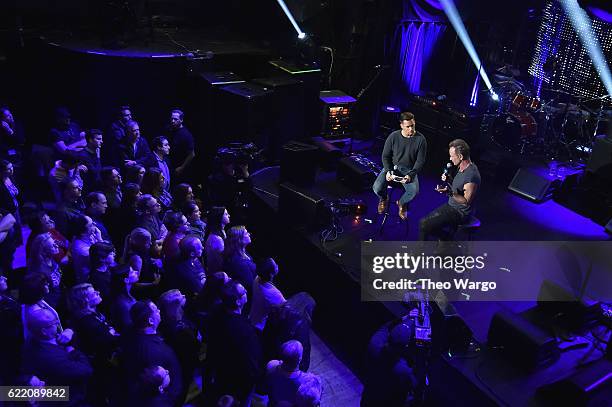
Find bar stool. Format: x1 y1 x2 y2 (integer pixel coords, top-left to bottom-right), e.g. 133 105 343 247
376 183 410 237
455 214 481 241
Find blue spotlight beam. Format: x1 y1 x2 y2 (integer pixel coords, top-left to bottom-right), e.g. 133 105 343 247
559 0 612 97
276 0 305 38
440 0 494 94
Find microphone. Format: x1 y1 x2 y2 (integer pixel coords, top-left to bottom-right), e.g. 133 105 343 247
442 162 452 176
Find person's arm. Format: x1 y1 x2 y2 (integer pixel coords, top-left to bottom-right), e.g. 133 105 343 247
381 134 394 171
451 182 478 205
0 213 16 232
407 137 427 179
176 150 195 175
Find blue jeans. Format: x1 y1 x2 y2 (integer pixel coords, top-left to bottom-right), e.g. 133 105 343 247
372 168 419 207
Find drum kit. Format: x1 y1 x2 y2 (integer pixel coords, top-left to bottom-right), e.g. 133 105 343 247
485 72 611 160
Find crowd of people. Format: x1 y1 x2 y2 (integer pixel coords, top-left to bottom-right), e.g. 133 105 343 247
0 104 322 407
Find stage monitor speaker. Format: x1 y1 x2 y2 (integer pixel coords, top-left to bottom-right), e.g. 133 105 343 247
508 168 561 202
337 156 377 191
280 141 318 186
586 135 612 182
488 309 559 368
279 182 327 229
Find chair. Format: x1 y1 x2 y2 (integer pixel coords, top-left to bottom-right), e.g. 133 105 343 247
376 183 410 237
454 214 481 241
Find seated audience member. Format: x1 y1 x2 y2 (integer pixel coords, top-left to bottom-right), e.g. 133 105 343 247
161 211 190 263
142 167 172 210
207 280 262 406
89 241 116 301
110 182 140 247
26 211 69 266
109 263 139 333
75 129 103 190
84 191 111 241
49 155 86 204
66 283 119 365
117 120 150 168
296 374 323 407
197 271 229 318
107 105 132 144
124 163 146 186
121 300 183 405
136 194 167 244
0 160 21 237
21 309 93 406
0 105 25 162
204 206 230 275
182 201 206 244
123 228 162 297
71 215 104 284
130 365 174 407
100 166 123 209
263 293 316 372
20 272 67 339
223 225 256 296
172 183 195 213
0 274 21 384
27 234 63 308
54 176 85 239
142 136 172 192
0 210 18 276
158 289 201 398
165 236 206 301
360 321 418 407
264 340 321 406
49 107 86 157
250 258 286 332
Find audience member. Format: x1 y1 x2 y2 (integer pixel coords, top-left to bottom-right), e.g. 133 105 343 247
75 129 104 190
0 274 21 384
124 163 146 186
136 194 167 244
223 225 256 296
250 258 286 332
49 155 86 203
49 107 86 157
166 236 206 301
166 109 195 184
54 177 85 238
27 234 63 308
183 201 206 244
25 211 69 266
101 166 123 209
84 191 111 241
131 365 174 407
117 120 150 168
107 105 132 144
89 241 116 301
142 167 172 210
143 136 172 192
71 215 104 284
161 211 190 263
0 106 25 162
172 183 195 213
109 263 139 333
204 206 230 275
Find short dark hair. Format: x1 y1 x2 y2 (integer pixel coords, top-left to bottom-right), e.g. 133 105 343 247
85 191 104 208
20 272 50 305
101 166 119 183
60 176 80 194
220 280 244 310
399 112 415 122
449 139 471 160
257 258 277 281
89 241 115 268
130 300 155 330
152 136 168 150
171 109 184 120
85 129 103 141
73 215 91 236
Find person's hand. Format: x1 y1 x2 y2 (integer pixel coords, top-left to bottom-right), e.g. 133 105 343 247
399 175 411 184
385 171 393 182
441 174 448 182
1 121 13 135
57 328 74 345
79 131 86 138
435 185 449 194
124 160 137 166
77 164 88 173
151 258 163 269
152 272 162 285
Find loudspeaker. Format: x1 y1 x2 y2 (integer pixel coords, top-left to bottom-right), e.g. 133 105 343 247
311 137 343 170
280 141 318 186
586 135 612 182
508 168 561 202
337 156 377 191
488 309 559 368
279 182 327 229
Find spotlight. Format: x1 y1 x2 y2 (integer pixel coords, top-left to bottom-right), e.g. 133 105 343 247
298 32 307 40
276 0 307 40
491 92 499 101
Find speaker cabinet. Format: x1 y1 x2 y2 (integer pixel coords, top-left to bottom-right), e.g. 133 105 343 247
586 135 612 182
337 156 377 191
508 168 561 202
279 182 327 229
280 141 318 186
488 309 559 368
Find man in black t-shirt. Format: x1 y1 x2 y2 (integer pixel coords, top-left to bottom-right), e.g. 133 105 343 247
418 139 481 241
167 109 195 185
373 112 427 220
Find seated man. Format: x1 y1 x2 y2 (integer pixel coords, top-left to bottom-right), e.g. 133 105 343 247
418 139 481 241
49 107 86 157
74 129 103 191
54 177 86 239
372 112 427 220
21 309 93 406
49 154 86 203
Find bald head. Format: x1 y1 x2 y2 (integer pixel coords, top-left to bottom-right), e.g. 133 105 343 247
27 309 58 340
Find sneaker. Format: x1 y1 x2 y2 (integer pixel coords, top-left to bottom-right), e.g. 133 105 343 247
377 198 389 214
397 201 408 220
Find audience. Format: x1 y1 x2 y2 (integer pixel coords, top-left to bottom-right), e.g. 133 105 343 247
250 258 286 331
109 263 139 333
49 107 86 157
166 109 195 185
71 215 104 284
166 236 206 301
161 211 190 263
117 120 150 168
27 234 64 308
204 206 230 275
89 241 116 301
54 176 85 238
25 211 69 266
101 166 123 209
183 200 206 244
75 129 104 191
223 225 256 297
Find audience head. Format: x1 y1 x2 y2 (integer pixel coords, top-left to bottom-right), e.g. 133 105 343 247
130 300 161 332
158 289 186 321
59 154 79 170
137 194 161 217
54 107 71 128
173 183 194 206
101 166 122 189
85 192 108 216
67 283 102 317
125 120 141 143
257 258 279 282
122 182 141 208
85 129 103 150
279 340 303 371
61 176 82 201
170 109 184 129
206 207 229 236
19 272 50 305
117 105 132 125
163 211 189 234
127 227 152 254
224 225 251 256
0 160 14 179
89 241 115 270
27 308 60 341
0 275 8 293
182 201 201 223
0 106 14 125
110 263 139 297
73 215 95 238
152 136 170 157
220 280 247 313
27 211 55 235
28 233 60 266
141 167 165 195
296 375 323 407
179 235 203 260
140 365 171 396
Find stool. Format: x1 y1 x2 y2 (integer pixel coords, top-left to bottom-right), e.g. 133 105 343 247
455 214 481 241
376 184 409 237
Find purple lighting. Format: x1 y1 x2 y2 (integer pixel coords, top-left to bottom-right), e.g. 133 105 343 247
588 7 612 24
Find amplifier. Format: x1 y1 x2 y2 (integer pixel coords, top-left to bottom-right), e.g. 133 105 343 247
337 154 379 191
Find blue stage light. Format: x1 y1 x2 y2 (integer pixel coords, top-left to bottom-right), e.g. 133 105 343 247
491 92 500 101
276 0 307 39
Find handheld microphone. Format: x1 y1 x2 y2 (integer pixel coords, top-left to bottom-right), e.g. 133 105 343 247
442 162 452 176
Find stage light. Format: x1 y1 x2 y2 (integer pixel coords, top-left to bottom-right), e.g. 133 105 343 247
559 0 612 98
440 0 494 96
491 92 500 101
275 0 307 40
